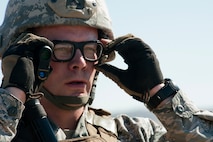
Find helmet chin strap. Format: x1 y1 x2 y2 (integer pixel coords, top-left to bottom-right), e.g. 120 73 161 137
88 71 99 105
40 87 90 110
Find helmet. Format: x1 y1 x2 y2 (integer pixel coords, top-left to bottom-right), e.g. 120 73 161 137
0 0 115 109
0 0 115 61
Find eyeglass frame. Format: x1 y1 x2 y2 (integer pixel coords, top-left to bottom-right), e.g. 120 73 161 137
51 40 104 62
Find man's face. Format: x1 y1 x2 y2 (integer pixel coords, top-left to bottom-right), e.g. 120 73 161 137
34 25 98 98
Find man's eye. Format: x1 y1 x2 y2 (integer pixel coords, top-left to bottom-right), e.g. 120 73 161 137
54 44 73 59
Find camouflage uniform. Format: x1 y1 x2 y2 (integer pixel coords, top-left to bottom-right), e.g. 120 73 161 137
1 0 213 142
0 89 24 142
0 88 213 142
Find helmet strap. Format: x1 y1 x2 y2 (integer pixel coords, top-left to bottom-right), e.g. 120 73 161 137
88 71 99 105
40 87 90 110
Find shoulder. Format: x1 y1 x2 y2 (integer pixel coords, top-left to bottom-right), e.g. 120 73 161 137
85 107 117 135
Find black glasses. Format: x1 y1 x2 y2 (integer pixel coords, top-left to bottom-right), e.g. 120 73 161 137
51 40 104 62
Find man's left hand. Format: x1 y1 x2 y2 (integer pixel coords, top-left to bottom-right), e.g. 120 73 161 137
96 34 164 102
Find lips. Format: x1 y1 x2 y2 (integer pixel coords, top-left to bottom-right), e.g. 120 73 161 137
65 80 87 88
69 81 86 85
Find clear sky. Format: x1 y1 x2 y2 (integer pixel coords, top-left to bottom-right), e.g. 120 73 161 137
0 0 213 114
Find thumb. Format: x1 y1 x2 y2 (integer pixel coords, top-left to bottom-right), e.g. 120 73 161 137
95 64 123 83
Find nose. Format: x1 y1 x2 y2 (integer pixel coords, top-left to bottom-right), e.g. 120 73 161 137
68 49 86 70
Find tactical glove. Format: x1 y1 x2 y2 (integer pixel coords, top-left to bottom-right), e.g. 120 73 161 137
1 33 53 98
96 34 164 102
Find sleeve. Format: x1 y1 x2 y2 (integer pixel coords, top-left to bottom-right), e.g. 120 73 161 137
153 90 213 142
114 114 167 142
0 88 25 141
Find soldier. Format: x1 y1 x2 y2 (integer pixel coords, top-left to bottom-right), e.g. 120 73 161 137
0 0 213 141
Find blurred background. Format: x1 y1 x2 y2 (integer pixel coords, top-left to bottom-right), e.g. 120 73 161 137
0 0 213 119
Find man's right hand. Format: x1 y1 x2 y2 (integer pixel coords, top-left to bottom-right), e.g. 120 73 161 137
1 33 53 99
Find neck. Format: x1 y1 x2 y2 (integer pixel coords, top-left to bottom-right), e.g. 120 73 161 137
40 97 85 130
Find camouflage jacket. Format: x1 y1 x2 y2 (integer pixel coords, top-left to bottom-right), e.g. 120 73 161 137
0 88 213 142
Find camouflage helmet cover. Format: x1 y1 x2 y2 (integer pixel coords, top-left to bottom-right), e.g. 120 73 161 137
0 0 115 61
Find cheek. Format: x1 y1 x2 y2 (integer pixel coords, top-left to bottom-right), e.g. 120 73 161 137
46 62 62 81
43 62 63 90
87 69 97 92
49 61 61 73
87 63 96 76
86 63 97 85
50 61 57 69
90 69 97 80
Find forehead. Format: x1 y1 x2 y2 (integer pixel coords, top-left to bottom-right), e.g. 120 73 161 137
34 25 98 41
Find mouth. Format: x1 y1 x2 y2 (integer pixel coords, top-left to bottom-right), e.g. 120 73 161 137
65 80 87 88
61 79 89 97
69 81 85 85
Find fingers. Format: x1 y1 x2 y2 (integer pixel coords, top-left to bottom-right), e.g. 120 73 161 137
100 38 111 46
16 33 54 48
100 34 134 64
95 64 123 83
3 33 54 61
105 34 134 54
103 35 147 64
